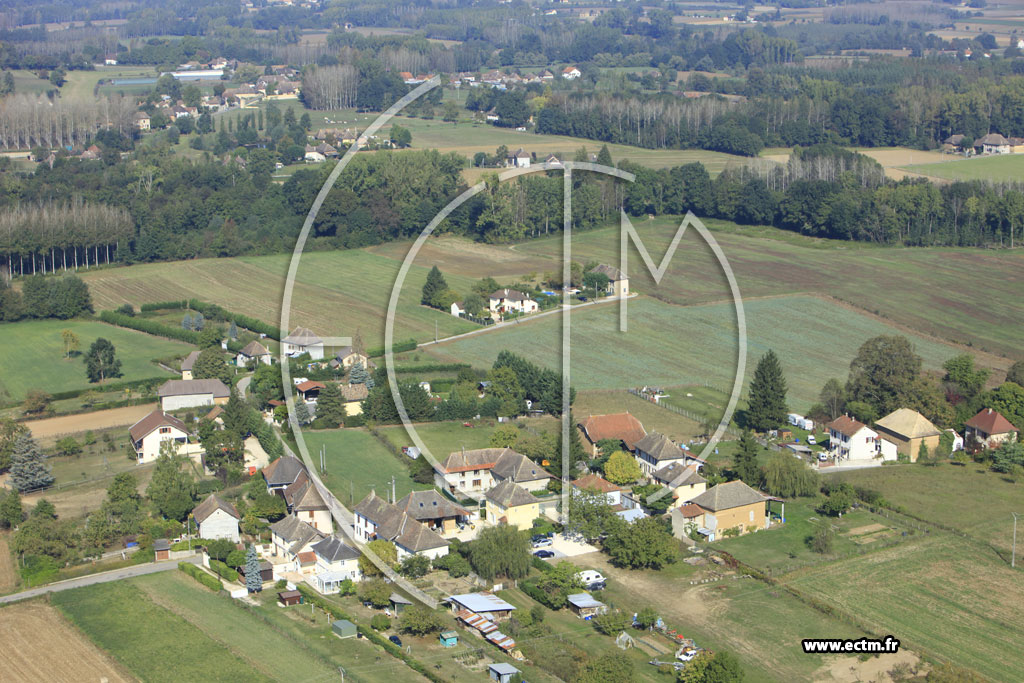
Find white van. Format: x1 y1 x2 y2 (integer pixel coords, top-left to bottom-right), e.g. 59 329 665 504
576 570 605 587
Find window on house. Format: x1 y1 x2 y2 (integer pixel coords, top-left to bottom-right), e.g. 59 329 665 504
159 427 171 434
749 510 754 522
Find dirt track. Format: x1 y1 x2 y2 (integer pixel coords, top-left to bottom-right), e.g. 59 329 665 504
0 602 132 682
0 534 14 592
23 404 158 441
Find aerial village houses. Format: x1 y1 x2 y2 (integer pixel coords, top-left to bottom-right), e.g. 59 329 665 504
128 409 190 464
282 471 333 532
282 326 324 359
506 148 531 168
633 432 702 477
310 535 362 594
158 378 230 411
236 340 272 367
180 350 201 379
353 491 451 559
964 408 1018 449
434 447 552 496
483 480 540 529
331 345 369 370
825 415 887 462
577 412 646 455
678 480 768 541
488 289 538 316
192 493 241 542
269 515 325 577
262 455 307 496
393 489 472 536
589 264 630 298
873 408 941 462
650 462 707 502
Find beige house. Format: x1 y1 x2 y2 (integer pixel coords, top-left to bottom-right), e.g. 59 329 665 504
434 447 551 496
180 350 201 380
965 408 1018 449
484 480 540 530
331 346 369 370
158 378 230 411
874 408 941 462
282 471 333 533
670 502 706 539
589 264 629 298
310 535 362 593
688 481 767 541
651 462 707 503
269 515 325 576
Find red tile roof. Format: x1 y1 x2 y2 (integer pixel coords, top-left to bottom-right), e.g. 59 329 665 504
577 412 647 450
966 408 1018 435
295 380 325 393
678 503 704 518
827 415 868 438
571 473 622 494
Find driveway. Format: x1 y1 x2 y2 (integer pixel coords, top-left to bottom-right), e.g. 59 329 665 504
0 556 200 605
536 532 599 560
237 373 252 399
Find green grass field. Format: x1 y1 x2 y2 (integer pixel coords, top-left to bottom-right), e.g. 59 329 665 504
6 70 53 95
827 462 1024 553
0 318 190 403
52 580 275 682
425 295 967 410
785 534 1024 682
61 66 157 99
902 153 1024 182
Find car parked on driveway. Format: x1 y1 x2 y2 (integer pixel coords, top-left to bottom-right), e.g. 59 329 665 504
533 549 555 558
532 537 553 548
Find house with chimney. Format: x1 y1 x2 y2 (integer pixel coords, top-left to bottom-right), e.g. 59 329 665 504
965 408 1018 449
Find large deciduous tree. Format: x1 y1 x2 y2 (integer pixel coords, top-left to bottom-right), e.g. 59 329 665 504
602 516 678 570
845 336 921 417
469 524 531 580
192 347 232 384
146 449 196 521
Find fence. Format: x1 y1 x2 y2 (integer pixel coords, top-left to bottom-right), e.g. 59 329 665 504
626 388 741 438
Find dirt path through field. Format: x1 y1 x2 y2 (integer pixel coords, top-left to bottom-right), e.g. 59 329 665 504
23 404 158 440
0 601 133 682
0 533 15 592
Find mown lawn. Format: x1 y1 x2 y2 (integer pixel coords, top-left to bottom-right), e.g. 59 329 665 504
0 318 189 403
52 580 274 682
902 153 1024 182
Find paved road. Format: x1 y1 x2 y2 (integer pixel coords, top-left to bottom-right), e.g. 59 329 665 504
0 556 200 605
238 374 252 399
419 293 637 347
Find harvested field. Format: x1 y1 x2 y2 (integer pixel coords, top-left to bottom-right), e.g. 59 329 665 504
0 601 131 683
23 403 157 441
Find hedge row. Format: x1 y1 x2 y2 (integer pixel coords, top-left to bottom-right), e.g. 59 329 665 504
294 585 446 683
188 299 281 340
179 562 223 591
210 559 239 582
99 310 201 344
43 376 166 402
366 338 417 358
392 363 471 374
140 300 189 312
255 421 284 460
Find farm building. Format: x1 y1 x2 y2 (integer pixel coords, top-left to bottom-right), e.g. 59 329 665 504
577 412 646 455
331 619 357 639
448 592 516 621
965 408 1018 449
567 593 608 619
390 593 413 614
489 663 521 683
239 560 273 584
873 409 941 462
278 590 303 606
158 378 230 411
192 493 241 542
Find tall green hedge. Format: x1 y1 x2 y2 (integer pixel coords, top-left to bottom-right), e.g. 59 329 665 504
99 309 200 344
188 299 281 340
140 300 189 312
366 338 417 358
178 562 223 591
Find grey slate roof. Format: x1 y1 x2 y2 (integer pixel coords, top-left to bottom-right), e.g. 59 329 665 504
180 350 201 372
192 493 240 523
690 481 765 512
311 535 360 562
353 491 449 552
634 432 685 462
395 490 469 521
239 340 270 357
262 455 307 488
485 480 539 508
282 326 322 346
158 378 230 398
492 451 552 484
270 515 325 552
652 462 706 487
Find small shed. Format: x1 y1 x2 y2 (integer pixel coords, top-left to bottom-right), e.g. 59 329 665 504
277 590 303 607
567 593 608 619
332 619 357 639
390 592 413 614
239 560 273 584
153 538 171 562
439 630 459 648
488 662 521 683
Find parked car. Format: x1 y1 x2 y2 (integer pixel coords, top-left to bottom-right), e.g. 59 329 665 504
807 435 817 445
532 537 553 548
533 549 555 558
389 635 402 647
818 452 829 462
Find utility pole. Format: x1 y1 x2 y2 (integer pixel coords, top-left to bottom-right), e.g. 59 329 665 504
1013 513 1019 568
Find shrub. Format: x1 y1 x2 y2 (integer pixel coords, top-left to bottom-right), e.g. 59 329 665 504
371 614 391 631
178 562 223 591
210 559 239 581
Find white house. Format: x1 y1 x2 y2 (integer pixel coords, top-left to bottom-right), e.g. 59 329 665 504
128 409 190 464
506 148 531 168
352 491 450 560
158 378 230 411
304 145 326 163
633 432 699 477
269 515 325 576
488 289 538 316
310 535 362 593
589 264 629 298
562 66 581 80
236 340 272 367
282 326 324 359
451 301 466 317
978 132 1011 154
826 415 880 462
434 448 552 496
192 494 240 542
570 473 622 506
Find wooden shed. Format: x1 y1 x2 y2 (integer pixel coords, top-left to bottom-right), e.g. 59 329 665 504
567 593 608 619
389 592 413 614
153 538 171 562
332 619 357 639
439 630 459 648
277 590 303 607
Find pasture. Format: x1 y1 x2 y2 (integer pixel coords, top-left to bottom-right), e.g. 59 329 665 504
425 295 970 410
902 153 1024 183
573 389 702 444
0 318 189 404
52 580 275 682
0 601 130 682
5 70 53 96
62 65 157 99
827 461 1024 554
785 534 1024 683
